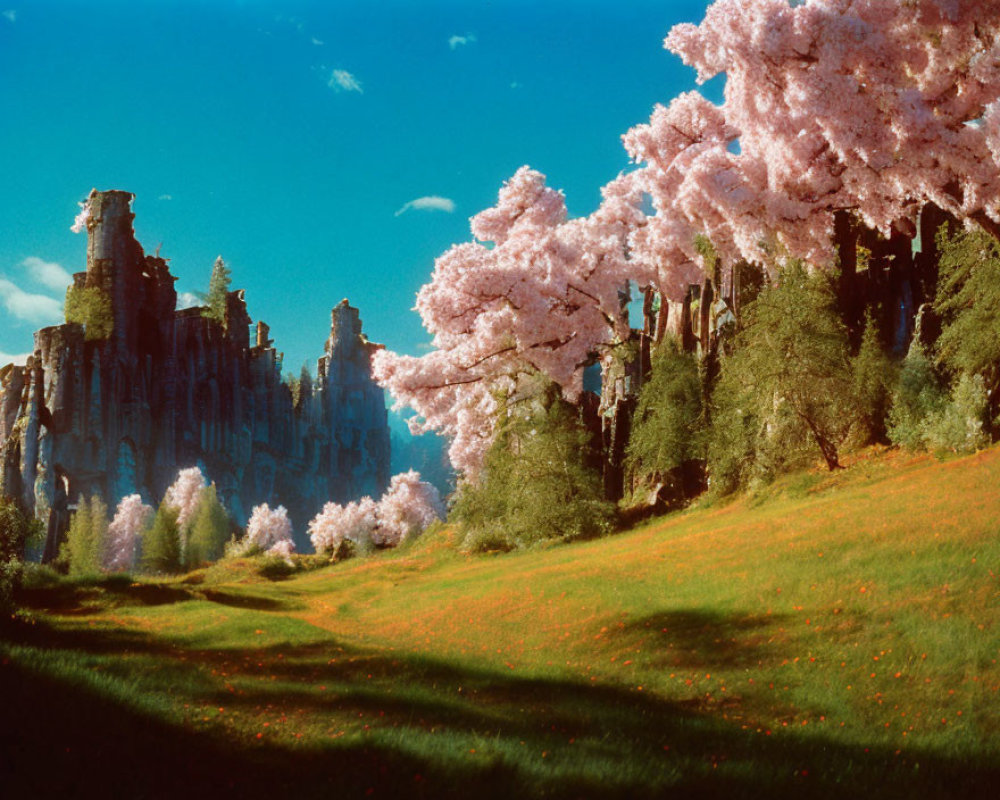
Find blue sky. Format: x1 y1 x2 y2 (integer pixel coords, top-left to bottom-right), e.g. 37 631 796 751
0 0 711 374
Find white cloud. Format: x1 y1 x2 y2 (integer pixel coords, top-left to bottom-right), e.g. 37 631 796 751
2 10 15 24
395 196 456 217
329 69 362 94
311 37 324 46
0 278 63 325
448 33 476 50
0 350 30 367
20 256 72 292
158 194 173 201
176 291 203 310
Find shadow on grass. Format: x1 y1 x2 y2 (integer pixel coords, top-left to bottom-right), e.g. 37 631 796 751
197 587 291 611
16 580 299 615
622 609 787 670
1 614 997 799
15 581 192 613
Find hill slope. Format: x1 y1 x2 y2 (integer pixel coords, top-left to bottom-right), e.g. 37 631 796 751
3 448 999 798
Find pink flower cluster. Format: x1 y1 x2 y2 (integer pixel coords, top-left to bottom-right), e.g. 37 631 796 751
373 470 446 547
245 503 295 554
308 470 445 553
629 0 1000 269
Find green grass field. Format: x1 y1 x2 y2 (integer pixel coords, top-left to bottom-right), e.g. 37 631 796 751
2 447 999 798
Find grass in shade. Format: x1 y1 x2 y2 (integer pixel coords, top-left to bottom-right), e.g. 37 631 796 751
2 446 998 798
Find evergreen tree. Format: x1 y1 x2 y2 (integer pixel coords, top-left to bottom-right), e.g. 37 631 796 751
707 263 854 493
850 311 894 446
706 363 762 497
454 386 615 551
886 339 946 451
934 224 1000 429
186 484 229 566
203 256 232 328
61 496 109 576
625 338 705 498
141 503 182 574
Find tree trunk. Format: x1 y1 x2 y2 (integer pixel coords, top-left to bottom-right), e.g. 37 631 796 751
805 418 843 471
699 279 714 357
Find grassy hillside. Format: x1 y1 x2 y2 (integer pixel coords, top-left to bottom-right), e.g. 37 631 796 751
2 447 999 798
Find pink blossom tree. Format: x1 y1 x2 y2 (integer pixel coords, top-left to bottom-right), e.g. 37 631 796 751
622 0 1000 275
308 496 378 554
163 466 207 530
373 470 445 547
308 472 444 553
373 167 633 475
244 503 294 555
104 494 153 572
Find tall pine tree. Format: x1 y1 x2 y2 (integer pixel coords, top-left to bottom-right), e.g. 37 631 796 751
203 256 232 328
186 485 230 566
141 504 182 574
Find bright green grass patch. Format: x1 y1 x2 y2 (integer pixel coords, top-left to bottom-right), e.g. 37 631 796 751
2 447 999 798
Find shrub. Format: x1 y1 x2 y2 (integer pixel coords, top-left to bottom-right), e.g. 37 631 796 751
65 286 113 340
256 554 297 581
1 498 36 615
0 559 21 617
461 525 517 555
919 373 989 455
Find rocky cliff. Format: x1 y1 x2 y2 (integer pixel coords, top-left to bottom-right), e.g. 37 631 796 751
0 189 390 555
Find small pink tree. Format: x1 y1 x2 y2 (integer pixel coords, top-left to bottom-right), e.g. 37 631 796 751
308 472 444 554
373 471 445 547
308 497 378 554
244 503 295 555
163 466 207 530
103 494 153 572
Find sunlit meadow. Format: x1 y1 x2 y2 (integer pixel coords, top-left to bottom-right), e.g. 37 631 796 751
3 446 998 797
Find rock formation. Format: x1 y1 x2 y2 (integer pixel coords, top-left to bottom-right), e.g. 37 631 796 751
0 189 390 555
